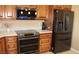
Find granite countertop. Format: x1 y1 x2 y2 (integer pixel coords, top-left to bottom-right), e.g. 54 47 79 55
0 30 52 38
0 31 17 38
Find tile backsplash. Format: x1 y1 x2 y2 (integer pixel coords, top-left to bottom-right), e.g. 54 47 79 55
0 20 44 31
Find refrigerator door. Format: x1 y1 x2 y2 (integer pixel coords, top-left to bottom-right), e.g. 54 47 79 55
53 33 71 53
53 9 64 33
63 11 74 33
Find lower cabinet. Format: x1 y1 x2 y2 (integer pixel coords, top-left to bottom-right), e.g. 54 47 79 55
0 37 5 54
40 43 50 53
39 33 52 53
5 36 17 54
0 33 52 54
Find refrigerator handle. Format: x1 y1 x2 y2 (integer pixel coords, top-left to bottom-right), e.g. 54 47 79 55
64 15 68 31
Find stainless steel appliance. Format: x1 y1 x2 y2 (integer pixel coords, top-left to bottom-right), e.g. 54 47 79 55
16 30 39 54
52 9 74 53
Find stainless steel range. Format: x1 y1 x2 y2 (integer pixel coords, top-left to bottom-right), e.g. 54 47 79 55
16 30 39 54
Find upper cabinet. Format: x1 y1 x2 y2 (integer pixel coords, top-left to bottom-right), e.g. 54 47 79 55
0 5 16 20
0 6 5 20
53 5 63 9
5 5 16 20
16 5 37 8
37 5 49 20
53 5 72 10
62 5 72 10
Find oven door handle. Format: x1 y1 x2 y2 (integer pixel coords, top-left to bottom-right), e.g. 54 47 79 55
18 37 39 40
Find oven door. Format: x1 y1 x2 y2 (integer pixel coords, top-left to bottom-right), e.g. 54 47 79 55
17 36 39 54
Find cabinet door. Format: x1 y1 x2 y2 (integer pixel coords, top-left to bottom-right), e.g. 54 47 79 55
39 33 52 53
5 5 16 20
37 5 49 19
53 5 72 10
40 43 50 53
24 5 37 8
62 5 72 10
29 5 37 8
0 6 5 20
53 5 63 9
0 37 5 54
5 36 17 54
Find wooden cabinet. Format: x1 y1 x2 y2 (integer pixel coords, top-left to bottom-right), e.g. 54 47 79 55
53 5 72 10
5 5 16 20
37 5 49 19
0 37 5 54
62 5 72 10
0 5 16 20
17 5 37 8
40 43 50 53
53 5 63 9
0 6 5 20
39 33 52 53
5 36 17 54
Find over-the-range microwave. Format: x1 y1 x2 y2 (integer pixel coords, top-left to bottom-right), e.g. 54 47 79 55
16 8 37 20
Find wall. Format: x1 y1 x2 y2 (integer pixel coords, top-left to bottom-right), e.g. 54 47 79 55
0 20 44 31
71 5 79 52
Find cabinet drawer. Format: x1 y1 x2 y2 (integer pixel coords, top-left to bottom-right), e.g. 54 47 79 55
40 34 51 38
40 38 50 45
7 43 17 49
6 37 16 43
39 43 50 53
7 49 17 54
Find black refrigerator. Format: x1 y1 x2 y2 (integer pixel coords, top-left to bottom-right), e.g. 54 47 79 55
52 9 74 53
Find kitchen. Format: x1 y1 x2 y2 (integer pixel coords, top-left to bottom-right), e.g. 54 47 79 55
0 5 79 54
